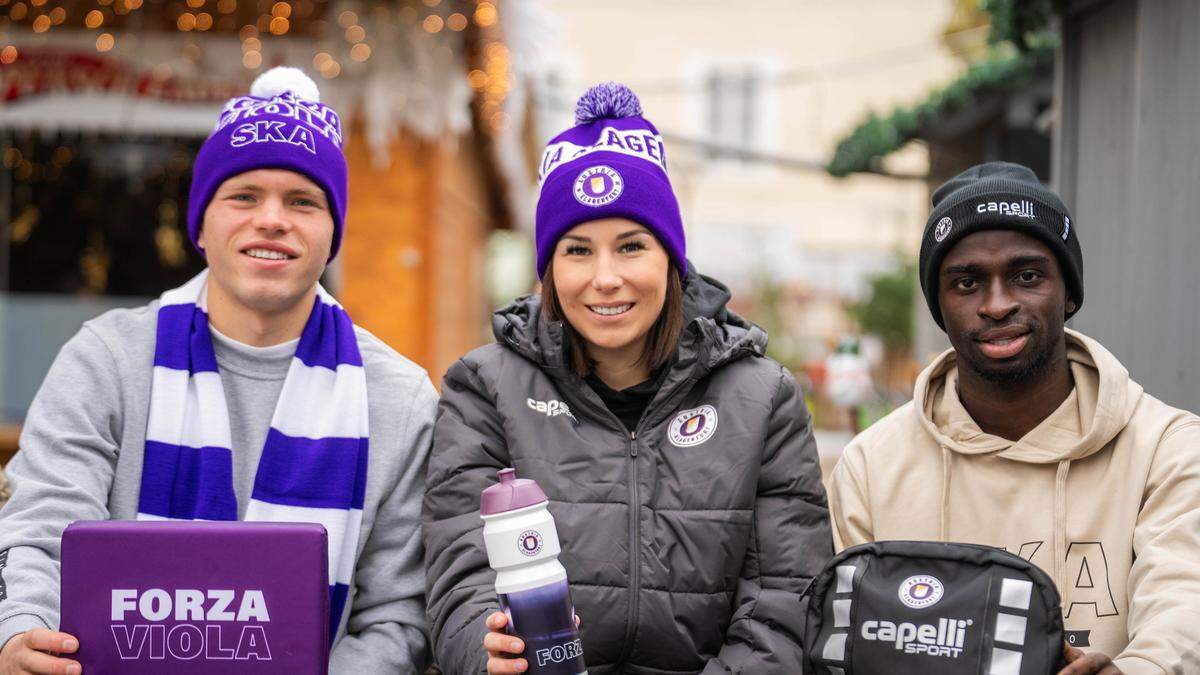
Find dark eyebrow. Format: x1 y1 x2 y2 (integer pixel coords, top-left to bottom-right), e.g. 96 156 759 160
943 254 1053 278
942 263 985 277
617 228 652 240
1008 254 1051 268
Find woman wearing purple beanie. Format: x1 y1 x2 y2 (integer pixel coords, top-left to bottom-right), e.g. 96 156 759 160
423 83 833 674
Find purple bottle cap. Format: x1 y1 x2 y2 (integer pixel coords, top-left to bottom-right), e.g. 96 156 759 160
480 468 548 516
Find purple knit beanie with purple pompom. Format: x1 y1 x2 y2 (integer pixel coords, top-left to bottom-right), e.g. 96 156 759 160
534 82 686 278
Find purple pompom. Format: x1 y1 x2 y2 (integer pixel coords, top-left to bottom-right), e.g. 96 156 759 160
574 82 643 125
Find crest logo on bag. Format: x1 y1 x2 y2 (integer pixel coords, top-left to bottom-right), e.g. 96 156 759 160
668 405 718 447
899 574 944 609
573 165 623 207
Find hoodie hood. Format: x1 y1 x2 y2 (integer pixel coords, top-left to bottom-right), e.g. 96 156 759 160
491 267 767 380
914 328 1143 464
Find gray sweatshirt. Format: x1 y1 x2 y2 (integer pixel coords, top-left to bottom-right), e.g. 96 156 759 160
0 301 436 673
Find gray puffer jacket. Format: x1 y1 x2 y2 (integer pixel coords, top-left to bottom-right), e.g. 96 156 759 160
424 272 832 674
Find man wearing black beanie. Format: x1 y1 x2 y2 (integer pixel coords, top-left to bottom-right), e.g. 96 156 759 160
828 161 1200 674
919 161 1083 330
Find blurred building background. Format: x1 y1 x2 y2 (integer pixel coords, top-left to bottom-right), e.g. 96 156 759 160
2 0 1200 473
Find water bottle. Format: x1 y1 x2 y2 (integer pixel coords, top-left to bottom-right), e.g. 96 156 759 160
480 468 587 675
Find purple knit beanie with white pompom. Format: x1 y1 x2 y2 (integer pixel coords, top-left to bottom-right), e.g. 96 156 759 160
534 82 686 278
187 66 349 261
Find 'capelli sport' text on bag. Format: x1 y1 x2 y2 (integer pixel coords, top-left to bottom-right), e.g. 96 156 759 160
803 541 1068 675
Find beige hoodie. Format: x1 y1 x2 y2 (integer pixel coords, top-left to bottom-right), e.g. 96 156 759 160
829 330 1200 674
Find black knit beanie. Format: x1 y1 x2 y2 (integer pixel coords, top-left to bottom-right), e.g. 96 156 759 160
919 161 1083 329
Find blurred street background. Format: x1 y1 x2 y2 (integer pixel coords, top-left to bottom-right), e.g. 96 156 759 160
2 0 1199 481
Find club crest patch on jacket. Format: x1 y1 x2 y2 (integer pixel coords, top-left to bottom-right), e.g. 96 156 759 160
668 405 718 447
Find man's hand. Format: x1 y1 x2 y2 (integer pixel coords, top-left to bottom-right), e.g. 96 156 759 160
1057 641 1123 675
0 629 81 675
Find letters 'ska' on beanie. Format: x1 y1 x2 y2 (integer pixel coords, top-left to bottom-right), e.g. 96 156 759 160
187 67 349 261
535 82 687 279
918 161 1084 329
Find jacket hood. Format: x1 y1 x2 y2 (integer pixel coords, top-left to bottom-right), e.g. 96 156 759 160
491 268 767 379
914 328 1143 464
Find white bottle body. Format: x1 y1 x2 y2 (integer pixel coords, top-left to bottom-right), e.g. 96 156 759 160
483 501 567 594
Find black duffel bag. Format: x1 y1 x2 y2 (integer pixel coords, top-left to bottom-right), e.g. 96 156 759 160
803 541 1068 675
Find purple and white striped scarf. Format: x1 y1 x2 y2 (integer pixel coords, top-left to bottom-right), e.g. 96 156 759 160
137 270 368 643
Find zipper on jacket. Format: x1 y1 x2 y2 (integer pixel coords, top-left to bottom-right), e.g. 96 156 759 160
553 387 644 667
610 373 706 667
556 375 701 668
618 428 641 666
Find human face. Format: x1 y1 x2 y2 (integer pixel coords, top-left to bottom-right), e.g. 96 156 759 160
552 218 670 363
938 230 1072 383
197 169 333 318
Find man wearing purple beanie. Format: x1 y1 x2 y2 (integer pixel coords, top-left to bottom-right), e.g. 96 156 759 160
426 83 832 674
0 67 435 674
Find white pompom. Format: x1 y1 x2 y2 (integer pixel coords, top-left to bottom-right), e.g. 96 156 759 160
249 66 321 102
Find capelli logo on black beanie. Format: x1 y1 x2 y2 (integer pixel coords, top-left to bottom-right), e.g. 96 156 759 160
918 161 1084 330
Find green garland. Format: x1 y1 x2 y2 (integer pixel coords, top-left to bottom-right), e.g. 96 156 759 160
826 0 1064 178
826 37 1056 178
982 0 1067 49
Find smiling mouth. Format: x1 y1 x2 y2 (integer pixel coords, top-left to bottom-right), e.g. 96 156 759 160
242 247 296 261
588 303 633 317
975 331 1031 359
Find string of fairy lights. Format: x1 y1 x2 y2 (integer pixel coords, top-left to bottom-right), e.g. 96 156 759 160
0 0 508 89
0 0 516 143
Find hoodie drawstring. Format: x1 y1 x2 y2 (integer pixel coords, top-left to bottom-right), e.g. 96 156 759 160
940 446 952 542
1053 459 1072 610
941 450 1072 611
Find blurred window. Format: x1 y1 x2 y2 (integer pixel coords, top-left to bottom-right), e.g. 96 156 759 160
1 132 205 296
704 68 762 158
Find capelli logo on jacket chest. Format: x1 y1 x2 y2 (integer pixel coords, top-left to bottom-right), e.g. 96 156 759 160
527 398 578 422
